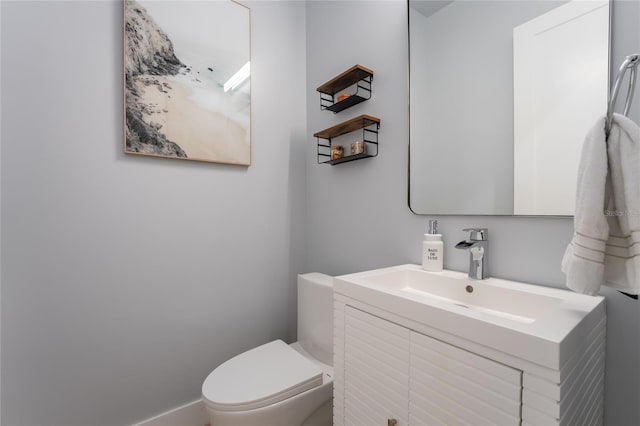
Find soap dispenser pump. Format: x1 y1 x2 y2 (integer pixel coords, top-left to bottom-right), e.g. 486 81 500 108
422 219 443 272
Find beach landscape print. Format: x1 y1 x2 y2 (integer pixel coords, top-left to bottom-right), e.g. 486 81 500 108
124 0 251 165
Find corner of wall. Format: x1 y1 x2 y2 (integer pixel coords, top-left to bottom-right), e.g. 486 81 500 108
1 1 4 422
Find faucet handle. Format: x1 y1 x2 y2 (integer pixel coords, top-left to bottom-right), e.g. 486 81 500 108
462 228 488 241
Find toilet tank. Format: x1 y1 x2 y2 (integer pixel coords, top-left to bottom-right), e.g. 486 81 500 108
297 273 333 366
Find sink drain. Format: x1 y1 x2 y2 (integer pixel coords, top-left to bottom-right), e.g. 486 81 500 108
465 285 474 293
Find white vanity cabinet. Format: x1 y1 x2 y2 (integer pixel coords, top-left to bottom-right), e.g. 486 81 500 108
335 304 522 426
333 265 606 426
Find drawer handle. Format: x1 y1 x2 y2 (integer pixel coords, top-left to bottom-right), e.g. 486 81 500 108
388 419 397 426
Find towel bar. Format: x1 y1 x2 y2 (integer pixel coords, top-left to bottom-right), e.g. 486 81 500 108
605 53 640 137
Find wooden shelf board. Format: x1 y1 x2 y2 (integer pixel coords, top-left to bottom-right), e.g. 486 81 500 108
316 64 374 95
313 114 381 139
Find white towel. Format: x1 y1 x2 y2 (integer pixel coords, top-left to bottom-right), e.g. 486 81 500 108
562 113 640 295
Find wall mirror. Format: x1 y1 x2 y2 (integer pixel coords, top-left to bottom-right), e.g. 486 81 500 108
409 0 610 216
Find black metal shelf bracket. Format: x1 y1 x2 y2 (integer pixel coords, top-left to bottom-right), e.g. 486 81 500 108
320 75 373 113
316 120 380 165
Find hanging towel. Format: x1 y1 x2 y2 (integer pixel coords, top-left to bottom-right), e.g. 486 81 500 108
562 113 640 295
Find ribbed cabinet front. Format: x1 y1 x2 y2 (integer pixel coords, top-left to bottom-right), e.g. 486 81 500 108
342 305 410 426
334 304 523 426
409 331 522 425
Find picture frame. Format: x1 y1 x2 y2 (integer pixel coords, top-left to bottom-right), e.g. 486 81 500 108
123 0 251 165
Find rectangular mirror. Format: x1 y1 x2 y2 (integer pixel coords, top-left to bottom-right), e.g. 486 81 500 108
409 0 610 216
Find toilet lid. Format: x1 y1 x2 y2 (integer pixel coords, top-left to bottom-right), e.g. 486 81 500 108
202 340 323 412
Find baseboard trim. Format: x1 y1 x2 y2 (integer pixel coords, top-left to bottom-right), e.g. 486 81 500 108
134 398 208 426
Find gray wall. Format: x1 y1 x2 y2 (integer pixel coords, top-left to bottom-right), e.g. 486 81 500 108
305 1 639 425
1 1 639 426
1 1 306 425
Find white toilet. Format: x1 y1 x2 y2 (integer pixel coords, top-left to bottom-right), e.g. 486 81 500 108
202 273 334 426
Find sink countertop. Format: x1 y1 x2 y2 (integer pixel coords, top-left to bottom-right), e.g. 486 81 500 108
334 264 606 371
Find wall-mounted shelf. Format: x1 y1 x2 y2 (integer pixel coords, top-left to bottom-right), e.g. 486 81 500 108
317 65 373 113
313 114 380 165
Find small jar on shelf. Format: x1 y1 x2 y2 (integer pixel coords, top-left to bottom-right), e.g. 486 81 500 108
350 141 366 155
331 145 344 160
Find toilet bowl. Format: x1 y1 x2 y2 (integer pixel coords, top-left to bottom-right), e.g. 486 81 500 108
202 273 334 426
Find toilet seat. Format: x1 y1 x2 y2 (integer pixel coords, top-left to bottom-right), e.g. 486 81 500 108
202 340 323 412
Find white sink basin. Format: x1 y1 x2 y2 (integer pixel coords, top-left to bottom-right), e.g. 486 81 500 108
358 267 564 324
334 264 605 370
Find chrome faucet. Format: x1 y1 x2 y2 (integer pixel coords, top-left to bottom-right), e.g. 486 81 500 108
455 228 489 280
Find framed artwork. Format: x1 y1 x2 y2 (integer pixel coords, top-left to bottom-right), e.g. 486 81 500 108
124 0 251 165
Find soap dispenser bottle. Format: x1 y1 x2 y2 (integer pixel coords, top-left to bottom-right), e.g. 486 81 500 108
422 219 443 272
